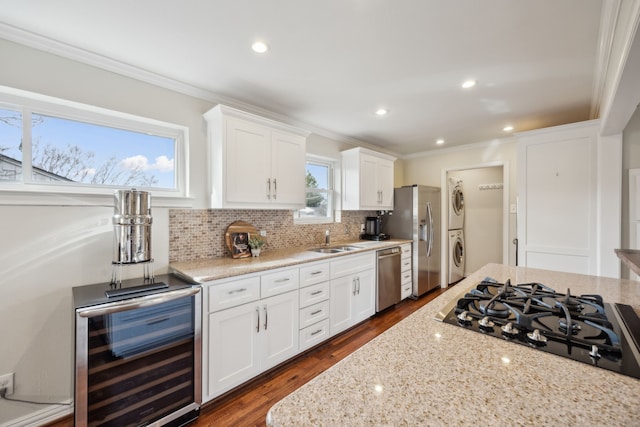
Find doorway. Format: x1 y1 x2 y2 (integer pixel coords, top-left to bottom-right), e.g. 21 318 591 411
442 162 509 286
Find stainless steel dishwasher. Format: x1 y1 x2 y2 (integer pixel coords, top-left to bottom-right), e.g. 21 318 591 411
376 246 401 312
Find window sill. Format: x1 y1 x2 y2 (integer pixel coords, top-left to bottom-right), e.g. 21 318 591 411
0 187 194 208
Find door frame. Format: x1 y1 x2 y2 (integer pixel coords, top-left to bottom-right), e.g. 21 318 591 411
440 161 510 288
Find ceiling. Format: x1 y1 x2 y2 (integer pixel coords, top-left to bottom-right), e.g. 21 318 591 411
0 0 606 156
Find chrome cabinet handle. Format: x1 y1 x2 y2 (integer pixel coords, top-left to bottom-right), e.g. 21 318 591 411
266 178 271 200
273 178 277 199
311 290 323 296
274 277 290 283
228 287 247 295
310 329 323 336
256 306 260 333
352 278 357 295
357 277 361 294
264 305 268 330
311 309 322 316
310 271 323 276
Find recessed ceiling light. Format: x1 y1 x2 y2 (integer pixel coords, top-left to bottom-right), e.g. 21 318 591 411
375 108 388 116
251 41 269 53
436 139 445 145
461 80 477 89
503 125 514 132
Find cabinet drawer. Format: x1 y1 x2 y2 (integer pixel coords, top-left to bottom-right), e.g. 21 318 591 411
299 281 330 308
261 268 299 298
299 318 330 352
208 277 260 313
401 282 412 300
330 252 375 279
299 300 329 330
401 244 412 259
299 262 330 288
401 258 411 272
401 271 412 285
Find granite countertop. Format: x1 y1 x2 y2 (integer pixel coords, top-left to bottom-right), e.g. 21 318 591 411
266 263 640 426
169 239 411 283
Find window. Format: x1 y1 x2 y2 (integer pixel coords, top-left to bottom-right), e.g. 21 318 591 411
294 157 335 223
0 86 188 202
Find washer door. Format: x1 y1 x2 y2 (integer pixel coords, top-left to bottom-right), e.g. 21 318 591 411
453 238 464 267
451 186 464 216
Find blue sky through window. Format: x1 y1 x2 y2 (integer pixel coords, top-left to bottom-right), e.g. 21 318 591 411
0 108 175 188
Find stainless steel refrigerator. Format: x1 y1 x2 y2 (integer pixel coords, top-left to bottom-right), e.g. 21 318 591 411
383 185 441 297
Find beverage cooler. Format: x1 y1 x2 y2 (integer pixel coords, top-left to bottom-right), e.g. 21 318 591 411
73 275 201 426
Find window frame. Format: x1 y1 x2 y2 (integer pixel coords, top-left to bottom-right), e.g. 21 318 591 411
0 86 190 207
294 155 336 224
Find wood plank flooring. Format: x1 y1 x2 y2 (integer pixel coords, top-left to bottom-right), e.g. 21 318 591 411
46 286 452 427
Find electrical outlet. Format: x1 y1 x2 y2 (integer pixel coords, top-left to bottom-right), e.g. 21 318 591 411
0 372 14 396
260 230 266 237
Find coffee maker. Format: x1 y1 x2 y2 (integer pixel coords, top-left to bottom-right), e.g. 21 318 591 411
361 214 390 241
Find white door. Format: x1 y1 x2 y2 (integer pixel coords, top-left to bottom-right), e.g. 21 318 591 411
329 275 354 335
271 131 306 206
352 269 375 324
260 291 299 371
225 116 272 204
359 154 380 208
516 122 597 274
377 158 394 209
207 303 261 396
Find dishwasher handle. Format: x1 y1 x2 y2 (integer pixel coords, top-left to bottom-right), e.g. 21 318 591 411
377 247 401 258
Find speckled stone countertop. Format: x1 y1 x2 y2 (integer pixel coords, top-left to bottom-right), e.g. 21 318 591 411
169 239 410 283
266 263 640 426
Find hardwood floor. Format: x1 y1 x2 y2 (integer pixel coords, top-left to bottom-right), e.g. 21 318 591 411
46 286 451 427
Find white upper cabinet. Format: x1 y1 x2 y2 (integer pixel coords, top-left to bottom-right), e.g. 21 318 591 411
204 105 309 209
341 147 396 210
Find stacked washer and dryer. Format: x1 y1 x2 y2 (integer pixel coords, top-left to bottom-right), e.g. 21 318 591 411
448 177 465 284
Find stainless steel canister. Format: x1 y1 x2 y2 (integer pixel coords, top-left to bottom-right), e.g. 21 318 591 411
112 189 153 264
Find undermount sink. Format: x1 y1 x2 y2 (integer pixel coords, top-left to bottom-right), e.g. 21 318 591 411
308 245 360 254
309 248 343 253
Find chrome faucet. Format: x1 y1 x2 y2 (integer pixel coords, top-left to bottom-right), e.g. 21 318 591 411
325 229 330 246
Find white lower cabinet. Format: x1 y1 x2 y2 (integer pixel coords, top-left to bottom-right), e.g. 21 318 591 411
204 268 299 401
329 252 376 336
203 252 379 402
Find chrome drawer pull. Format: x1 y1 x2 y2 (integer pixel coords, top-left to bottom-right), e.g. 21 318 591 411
275 277 290 283
310 329 323 336
310 290 323 296
310 271 323 275
310 309 322 316
228 287 247 295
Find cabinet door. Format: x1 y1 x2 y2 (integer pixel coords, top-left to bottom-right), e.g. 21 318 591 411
359 154 380 208
352 269 375 324
207 303 261 397
377 158 394 209
271 131 306 207
260 291 299 371
225 117 272 204
329 275 355 336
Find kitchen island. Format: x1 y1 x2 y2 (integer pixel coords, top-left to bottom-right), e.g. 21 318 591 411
266 263 640 426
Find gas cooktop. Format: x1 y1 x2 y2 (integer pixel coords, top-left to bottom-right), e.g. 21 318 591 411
435 278 640 380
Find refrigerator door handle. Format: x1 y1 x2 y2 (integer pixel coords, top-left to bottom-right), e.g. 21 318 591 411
426 201 434 257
